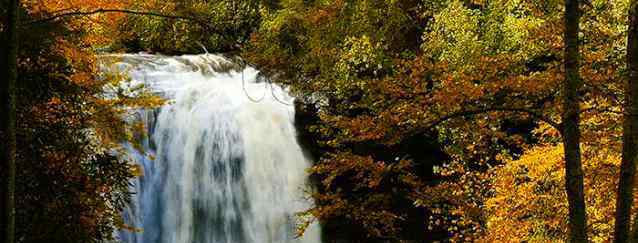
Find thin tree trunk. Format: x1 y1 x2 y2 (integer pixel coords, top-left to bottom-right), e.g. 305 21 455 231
631 4 638 238
0 11 6 243
3 0 18 242
562 0 588 242
614 1 638 242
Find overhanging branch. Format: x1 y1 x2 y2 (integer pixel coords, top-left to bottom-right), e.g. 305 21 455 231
424 106 562 132
24 8 208 26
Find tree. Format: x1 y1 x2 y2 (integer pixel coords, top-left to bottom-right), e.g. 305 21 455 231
112 0 260 54
0 1 167 242
614 1 638 242
562 0 588 241
245 0 567 241
481 143 622 242
244 0 632 241
614 0 638 242
2 0 19 242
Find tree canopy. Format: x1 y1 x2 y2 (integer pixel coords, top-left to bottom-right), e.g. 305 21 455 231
3 0 638 242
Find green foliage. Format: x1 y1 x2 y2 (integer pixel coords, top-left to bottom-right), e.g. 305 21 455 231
423 0 549 69
113 0 260 54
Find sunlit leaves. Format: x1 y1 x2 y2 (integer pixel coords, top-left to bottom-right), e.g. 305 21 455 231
481 144 625 242
423 1 483 67
336 35 386 81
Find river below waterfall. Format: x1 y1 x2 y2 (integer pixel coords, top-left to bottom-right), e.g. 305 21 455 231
103 54 321 243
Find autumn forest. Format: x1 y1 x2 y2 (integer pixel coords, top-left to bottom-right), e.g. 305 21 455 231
2 0 638 242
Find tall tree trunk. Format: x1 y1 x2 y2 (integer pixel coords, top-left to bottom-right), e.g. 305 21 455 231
2 0 18 242
0 41 6 243
614 1 638 242
0 2 7 239
562 0 588 242
0 11 6 243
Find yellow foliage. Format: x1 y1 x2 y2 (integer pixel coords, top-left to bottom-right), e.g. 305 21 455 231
480 144 625 242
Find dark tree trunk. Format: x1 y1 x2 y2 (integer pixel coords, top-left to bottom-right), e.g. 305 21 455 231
2 0 18 242
614 1 638 242
0 4 6 243
562 0 588 242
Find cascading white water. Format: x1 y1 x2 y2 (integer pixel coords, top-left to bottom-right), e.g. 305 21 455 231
105 54 321 243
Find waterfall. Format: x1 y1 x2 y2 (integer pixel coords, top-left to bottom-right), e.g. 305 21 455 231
105 54 321 243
